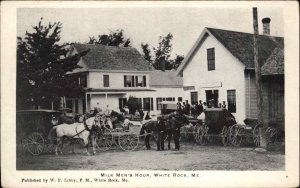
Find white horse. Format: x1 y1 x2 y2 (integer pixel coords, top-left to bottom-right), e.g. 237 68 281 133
48 116 100 155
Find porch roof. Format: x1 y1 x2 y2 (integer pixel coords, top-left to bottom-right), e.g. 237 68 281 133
85 88 156 93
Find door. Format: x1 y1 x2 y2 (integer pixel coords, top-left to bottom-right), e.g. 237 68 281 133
205 90 219 108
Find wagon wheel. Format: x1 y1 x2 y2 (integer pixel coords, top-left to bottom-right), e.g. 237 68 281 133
193 124 201 143
196 125 206 145
26 132 45 155
252 124 260 147
96 128 114 151
265 127 278 144
193 125 199 142
230 125 242 147
221 126 230 146
118 134 139 151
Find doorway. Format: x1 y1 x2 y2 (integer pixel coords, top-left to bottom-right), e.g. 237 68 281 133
205 90 219 108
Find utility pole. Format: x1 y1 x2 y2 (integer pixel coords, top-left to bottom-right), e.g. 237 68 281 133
253 7 267 148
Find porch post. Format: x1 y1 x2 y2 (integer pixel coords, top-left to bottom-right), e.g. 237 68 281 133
105 93 108 106
85 93 88 112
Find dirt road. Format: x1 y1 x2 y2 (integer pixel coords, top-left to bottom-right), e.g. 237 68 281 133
17 142 284 170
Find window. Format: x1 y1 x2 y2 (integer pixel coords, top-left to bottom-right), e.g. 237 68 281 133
66 99 73 110
206 90 219 108
75 99 78 113
143 97 153 111
119 98 127 109
227 90 236 113
135 75 147 87
191 92 198 104
103 75 109 87
207 48 215 71
178 97 183 102
124 75 146 87
124 75 134 87
79 75 87 87
156 98 163 110
166 97 173 101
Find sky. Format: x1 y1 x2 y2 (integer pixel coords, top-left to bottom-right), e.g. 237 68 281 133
17 7 283 57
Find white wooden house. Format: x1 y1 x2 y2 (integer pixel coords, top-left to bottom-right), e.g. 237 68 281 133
176 20 284 124
65 44 184 115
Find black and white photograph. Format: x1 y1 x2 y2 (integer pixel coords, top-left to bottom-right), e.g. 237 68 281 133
1 1 299 187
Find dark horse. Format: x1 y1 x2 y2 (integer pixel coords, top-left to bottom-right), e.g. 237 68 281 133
164 112 189 150
139 112 189 150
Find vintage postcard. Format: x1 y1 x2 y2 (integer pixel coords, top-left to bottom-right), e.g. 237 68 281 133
1 1 299 187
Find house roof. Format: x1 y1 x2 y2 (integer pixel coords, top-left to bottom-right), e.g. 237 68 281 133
72 43 153 71
150 70 183 87
177 27 284 75
261 47 284 75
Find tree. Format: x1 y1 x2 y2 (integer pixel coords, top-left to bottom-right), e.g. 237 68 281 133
127 96 142 114
153 33 173 69
140 33 184 70
88 29 131 47
17 18 84 110
141 43 152 63
171 54 185 69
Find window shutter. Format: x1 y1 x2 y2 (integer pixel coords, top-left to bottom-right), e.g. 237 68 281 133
151 98 153 110
124 75 126 87
143 76 146 87
135 76 138 87
131 75 135 87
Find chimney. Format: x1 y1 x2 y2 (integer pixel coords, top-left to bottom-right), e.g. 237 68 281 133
159 56 166 72
262 17 271 35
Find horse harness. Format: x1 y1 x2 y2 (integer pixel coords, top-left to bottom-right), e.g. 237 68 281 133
71 116 100 139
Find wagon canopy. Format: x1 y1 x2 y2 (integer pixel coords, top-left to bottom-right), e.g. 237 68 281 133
16 110 61 137
205 108 236 134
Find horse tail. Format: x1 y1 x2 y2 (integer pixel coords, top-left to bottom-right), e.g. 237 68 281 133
48 125 58 143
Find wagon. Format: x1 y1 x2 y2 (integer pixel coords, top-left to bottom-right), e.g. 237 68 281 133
94 118 141 151
17 110 61 155
194 108 236 146
229 118 285 147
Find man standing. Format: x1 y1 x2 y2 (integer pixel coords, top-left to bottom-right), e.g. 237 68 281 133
198 100 204 115
184 100 191 115
172 110 182 150
156 117 165 151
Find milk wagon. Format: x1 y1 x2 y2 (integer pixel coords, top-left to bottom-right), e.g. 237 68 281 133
17 110 61 155
194 108 236 146
94 113 142 151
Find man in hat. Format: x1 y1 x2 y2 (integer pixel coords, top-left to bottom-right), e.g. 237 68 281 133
155 116 166 151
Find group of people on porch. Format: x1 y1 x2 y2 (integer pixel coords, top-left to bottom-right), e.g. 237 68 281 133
177 100 227 117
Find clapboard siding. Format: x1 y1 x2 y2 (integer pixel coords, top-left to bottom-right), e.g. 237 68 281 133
245 71 258 119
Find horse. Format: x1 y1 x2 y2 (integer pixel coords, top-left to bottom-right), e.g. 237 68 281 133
139 112 190 150
48 115 101 155
164 112 190 150
139 120 163 150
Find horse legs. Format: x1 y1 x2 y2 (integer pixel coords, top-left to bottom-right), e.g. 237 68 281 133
83 137 91 156
55 138 60 155
145 134 151 150
60 137 64 155
55 137 63 155
70 140 75 154
174 130 180 150
167 131 172 150
91 134 97 155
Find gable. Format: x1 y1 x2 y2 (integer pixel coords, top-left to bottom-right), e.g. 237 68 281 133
177 27 284 75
